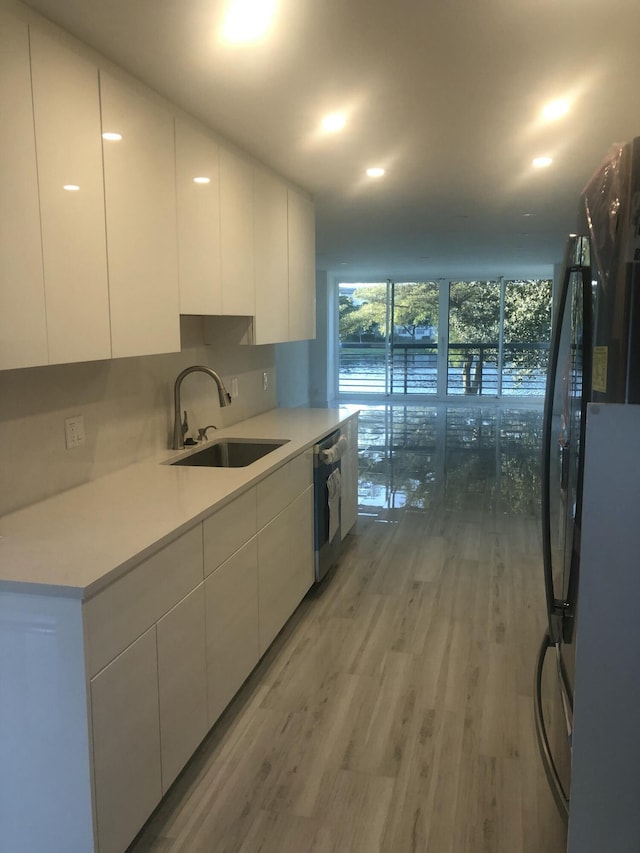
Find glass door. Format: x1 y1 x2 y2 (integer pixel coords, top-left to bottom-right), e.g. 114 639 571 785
339 278 551 399
338 282 389 394
447 281 501 395
389 281 439 395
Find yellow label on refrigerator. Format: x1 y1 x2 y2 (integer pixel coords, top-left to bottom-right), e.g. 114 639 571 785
592 346 608 393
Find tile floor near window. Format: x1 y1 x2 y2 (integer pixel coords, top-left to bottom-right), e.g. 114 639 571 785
130 403 567 853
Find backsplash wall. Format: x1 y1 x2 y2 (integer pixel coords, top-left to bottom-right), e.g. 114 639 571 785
0 316 276 516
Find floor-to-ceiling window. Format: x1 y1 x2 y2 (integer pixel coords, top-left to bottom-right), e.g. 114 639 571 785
338 278 552 399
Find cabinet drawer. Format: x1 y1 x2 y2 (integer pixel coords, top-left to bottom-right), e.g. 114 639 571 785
84 525 203 677
203 487 257 576
256 452 312 528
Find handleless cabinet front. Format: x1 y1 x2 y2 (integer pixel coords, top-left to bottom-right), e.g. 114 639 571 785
99 70 180 358
219 148 254 316
90 626 161 853
29 25 111 365
0 9 47 369
287 187 316 342
205 538 259 727
157 584 208 792
258 485 314 654
341 413 359 538
253 167 289 343
175 117 222 315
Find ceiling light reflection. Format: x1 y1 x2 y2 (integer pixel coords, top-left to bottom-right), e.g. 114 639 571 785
193 176 211 184
321 113 346 133
102 132 122 141
542 99 569 121
222 0 277 43
532 156 552 168
366 167 385 178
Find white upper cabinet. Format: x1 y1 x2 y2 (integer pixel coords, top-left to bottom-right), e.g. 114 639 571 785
0 9 48 370
219 148 255 316
287 187 316 341
99 70 180 359
30 25 111 365
253 167 289 344
175 117 222 315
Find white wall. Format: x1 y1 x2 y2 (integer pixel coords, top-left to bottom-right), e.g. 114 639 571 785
0 316 276 516
275 340 310 408
275 269 335 409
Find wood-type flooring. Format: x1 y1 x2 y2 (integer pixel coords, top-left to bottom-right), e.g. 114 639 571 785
129 404 567 853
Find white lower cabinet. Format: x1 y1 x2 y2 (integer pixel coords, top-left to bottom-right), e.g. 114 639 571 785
341 413 359 539
16 448 320 851
258 485 314 654
157 584 208 792
90 626 162 853
205 537 259 726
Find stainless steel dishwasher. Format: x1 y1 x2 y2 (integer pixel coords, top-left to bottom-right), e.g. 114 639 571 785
313 429 348 582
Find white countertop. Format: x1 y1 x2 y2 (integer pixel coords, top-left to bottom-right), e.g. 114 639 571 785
0 407 356 599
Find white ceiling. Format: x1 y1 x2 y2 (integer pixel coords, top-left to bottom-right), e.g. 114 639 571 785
22 0 640 281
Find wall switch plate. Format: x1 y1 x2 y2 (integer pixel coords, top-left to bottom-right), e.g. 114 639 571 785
231 377 239 398
262 371 269 391
65 415 86 449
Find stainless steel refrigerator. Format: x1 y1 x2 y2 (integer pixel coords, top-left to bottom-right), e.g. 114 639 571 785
535 137 640 822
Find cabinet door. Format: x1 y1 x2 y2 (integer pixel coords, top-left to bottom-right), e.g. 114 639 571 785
258 486 314 655
253 167 288 343
91 627 162 853
287 187 316 341
205 538 259 726
99 71 180 358
0 10 48 370
341 415 359 538
175 118 222 315
219 148 254 316
30 26 111 365
157 584 208 792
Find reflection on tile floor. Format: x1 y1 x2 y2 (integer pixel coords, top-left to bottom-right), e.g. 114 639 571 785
341 402 544 517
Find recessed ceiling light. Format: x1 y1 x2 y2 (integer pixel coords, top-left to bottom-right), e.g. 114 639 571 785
366 167 385 178
532 156 553 168
542 99 569 121
63 184 80 191
102 132 122 141
321 113 346 133
222 0 277 43
193 176 211 184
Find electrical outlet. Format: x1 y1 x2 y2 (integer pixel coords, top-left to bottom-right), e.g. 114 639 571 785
65 415 86 449
262 371 269 391
231 377 239 398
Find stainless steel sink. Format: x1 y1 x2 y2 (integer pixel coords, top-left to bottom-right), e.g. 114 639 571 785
169 438 289 468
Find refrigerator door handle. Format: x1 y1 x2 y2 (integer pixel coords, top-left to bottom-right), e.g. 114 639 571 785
534 631 570 821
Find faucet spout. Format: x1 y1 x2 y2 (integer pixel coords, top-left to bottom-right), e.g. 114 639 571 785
173 365 231 450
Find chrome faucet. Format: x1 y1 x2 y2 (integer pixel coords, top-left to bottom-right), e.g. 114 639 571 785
173 365 231 450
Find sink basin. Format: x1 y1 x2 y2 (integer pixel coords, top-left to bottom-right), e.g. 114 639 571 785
169 438 289 468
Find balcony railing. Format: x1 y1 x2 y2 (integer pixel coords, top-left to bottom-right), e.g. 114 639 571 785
339 341 549 396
